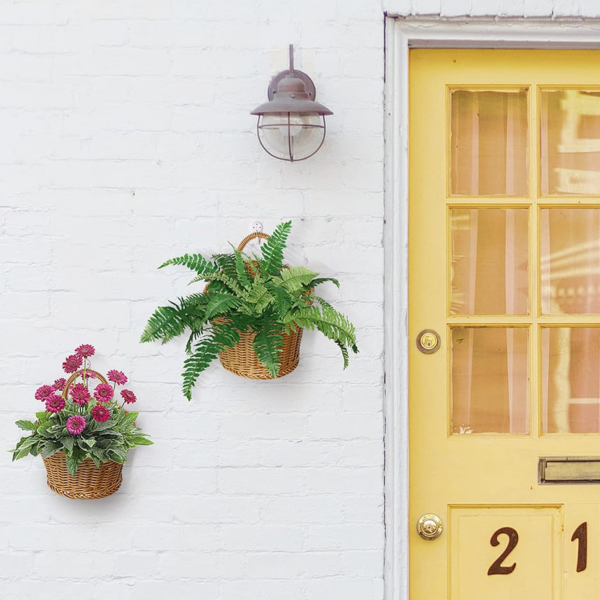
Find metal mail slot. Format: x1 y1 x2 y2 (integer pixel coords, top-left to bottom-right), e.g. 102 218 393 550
540 457 600 484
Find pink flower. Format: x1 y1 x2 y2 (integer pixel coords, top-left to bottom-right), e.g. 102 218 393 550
91 405 110 423
120 389 137 404
35 385 54 401
94 383 114 403
107 370 128 386
70 383 91 406
53 378 66 392
66 415 86 435
75 344 95 358
62 354 83 374
46 394 66 414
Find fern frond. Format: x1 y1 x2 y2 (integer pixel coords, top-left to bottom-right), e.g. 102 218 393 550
204 293 239 320
140 306 187 344
252 317 284 377
189 272 247 298
246 284 274 315
229 244 252 288
212 253 237 279
284 305 358 351
275 266 318 293
160 253 216 276
335 341 350 369
266 285 293 319
260 221 292 276
182 333 220 400
309 277 340 289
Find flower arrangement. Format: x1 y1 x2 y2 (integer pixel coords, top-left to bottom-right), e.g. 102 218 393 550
11 344 152 477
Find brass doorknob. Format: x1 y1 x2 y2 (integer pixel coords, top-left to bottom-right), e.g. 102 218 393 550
416 330 440 354
417 514 443 540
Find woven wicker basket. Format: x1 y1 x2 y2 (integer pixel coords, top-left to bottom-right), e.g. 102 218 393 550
213 231 305 380
41 369 124 500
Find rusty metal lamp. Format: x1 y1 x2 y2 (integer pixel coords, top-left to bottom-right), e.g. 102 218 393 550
251 45 333 162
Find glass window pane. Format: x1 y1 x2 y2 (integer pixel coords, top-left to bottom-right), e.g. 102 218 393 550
542 327 600 434
541 208 600 314
451 90 528 196
451 327 529 434
541 90 600 196
450 208 528 315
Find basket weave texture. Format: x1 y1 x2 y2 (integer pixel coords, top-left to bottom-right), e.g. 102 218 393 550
41 368 124 500
213 231 304 380
43 452 123 500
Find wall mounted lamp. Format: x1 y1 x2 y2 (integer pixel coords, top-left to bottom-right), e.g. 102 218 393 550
251 45 333 162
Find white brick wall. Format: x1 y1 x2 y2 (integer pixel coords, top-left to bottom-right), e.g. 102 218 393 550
0 0 385 598
387 0 600 17
1 0 593 598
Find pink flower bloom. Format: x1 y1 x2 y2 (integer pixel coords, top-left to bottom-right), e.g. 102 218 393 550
70 383 91 406
75 344 95 358
66 415 86 435
107 370 128 386
62 354 83 374
91 405 110 423
120 389 137 404
53 378 66 392
94 383 114 403
35 385 54 401
46 394 66 414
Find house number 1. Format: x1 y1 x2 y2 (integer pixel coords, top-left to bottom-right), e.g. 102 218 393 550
487 522 588 575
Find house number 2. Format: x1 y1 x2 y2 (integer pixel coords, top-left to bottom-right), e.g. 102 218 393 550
487 522 588 576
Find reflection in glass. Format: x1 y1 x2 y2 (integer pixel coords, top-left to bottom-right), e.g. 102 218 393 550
450 209 528 315
542 328 600 433
541 209 600 314
541 90 600 195
452 328 529 434
451 89 528 196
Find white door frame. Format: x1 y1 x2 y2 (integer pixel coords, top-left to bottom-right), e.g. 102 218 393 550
383 16 600 600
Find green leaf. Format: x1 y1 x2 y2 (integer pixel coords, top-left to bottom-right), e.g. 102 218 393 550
260 221 292 275
231 245 252 288
126 436 154 447
16 420 37 432
61 436 74 452
90 420 116 433
182 334 220 400
246 284 273 314
65 448 87 476
252 317 284 378
140 305 188 344
35 412 50 425
309 277 340 288
204 292 239 320
159 253 216 276
42 440 63 459
277 266 318 293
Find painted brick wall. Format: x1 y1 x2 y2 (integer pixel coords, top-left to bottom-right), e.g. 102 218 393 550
0 1 385 599
387 0 600 17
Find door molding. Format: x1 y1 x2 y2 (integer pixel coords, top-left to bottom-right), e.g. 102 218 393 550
383 17 600 600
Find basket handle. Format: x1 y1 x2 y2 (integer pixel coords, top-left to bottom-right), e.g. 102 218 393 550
237 232 269 252
63 369 108 399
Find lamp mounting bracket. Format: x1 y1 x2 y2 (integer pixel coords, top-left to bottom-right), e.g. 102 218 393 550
267 44 317 101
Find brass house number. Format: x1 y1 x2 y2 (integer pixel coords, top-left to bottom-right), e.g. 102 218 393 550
487 523 588 575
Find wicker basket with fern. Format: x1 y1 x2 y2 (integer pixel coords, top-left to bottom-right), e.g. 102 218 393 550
141 221 358 399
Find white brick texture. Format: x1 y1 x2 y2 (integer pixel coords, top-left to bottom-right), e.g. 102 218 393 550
1 0 592 598
0 0 384 598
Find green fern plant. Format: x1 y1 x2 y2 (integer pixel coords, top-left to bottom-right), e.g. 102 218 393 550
141 221 359 400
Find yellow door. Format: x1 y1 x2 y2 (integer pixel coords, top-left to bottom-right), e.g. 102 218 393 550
409 50 600 599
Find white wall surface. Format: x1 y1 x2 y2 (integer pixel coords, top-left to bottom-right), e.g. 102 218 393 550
1 0 593 599
386 0 600 17
0 1 385 599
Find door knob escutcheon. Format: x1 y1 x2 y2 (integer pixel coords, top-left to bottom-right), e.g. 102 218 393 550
417 514 443 540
